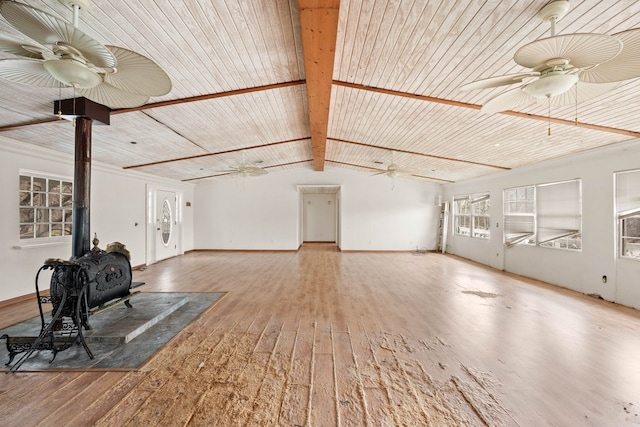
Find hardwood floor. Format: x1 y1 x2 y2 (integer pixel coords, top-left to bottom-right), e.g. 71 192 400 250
1 244 640 426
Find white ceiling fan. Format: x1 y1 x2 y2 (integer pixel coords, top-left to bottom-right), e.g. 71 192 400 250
0 0 171 108
372 151 408 178
461 0 640 114
221 151 268 177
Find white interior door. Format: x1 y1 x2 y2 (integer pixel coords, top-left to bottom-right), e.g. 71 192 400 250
155 190 177 261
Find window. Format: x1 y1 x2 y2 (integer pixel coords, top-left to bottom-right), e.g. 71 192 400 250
453 193 490 239
616 169 640 260
160 198 172 246
453 196 470 236
536 180 581 250
504 179 581 250
503 186 535 246
19 173 73 240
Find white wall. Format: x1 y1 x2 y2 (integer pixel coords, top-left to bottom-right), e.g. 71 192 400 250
0 136 194 301
303 193 336 242
194 168 442 251
443 138 640 309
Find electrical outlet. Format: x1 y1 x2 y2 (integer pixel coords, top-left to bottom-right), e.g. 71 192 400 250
602 275 607 283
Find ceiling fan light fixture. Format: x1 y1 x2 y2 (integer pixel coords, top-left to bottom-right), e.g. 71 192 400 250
523 72 578 98
43 59 101 88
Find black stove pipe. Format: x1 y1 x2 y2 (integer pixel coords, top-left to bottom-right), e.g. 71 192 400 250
71 117 92 259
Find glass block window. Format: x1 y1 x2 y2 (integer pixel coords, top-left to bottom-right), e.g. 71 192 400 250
19 173 73 240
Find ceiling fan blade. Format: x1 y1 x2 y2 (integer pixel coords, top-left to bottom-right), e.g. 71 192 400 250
545 81 619 107
246 167 268 176
0 33 45 58
103 46 171 96
481 87 535 114
0 1 115 68
77 81 149 108
460 72 539 90
579 29 640 83
0 58 62 87
514 34 622 69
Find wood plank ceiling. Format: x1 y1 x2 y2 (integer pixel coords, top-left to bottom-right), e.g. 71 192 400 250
1 1 640 184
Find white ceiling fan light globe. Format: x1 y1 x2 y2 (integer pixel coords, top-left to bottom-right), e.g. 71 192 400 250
523 72 578 98
43 59 101 88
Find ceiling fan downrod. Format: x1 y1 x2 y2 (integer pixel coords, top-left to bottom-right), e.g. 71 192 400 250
539 0 570 37
60 0 91 28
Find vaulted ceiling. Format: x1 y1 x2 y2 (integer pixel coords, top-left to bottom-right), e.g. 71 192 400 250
1 0 640 184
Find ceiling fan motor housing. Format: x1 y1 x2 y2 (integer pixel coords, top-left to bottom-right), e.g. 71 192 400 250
43 58 101 88
523 71 578 98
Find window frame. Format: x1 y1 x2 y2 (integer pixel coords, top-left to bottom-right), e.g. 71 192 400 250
616 169 640 260
503 186 536 247
453 192 490 240
470 194 491 239
619 210 640 260
19 171 73 243
503 179 582 251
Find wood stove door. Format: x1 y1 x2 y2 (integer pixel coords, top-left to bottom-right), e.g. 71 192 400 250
155 190 177 261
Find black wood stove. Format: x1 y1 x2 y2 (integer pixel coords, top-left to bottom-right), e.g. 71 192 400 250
2 99 140 371
3 236 137 367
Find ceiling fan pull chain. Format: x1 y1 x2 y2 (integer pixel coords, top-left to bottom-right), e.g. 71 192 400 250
72 87 76 128
575 80 579 125
547 96 551 136
57 84 63 120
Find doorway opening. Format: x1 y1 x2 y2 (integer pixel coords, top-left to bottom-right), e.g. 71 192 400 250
297 185 341 249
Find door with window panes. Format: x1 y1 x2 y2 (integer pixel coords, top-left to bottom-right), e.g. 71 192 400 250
155 190 177 261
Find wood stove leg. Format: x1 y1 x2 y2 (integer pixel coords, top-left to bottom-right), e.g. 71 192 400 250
75 285 94 360
9 286 69 372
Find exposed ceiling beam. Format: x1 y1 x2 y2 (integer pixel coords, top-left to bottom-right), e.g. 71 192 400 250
112 80 306 114
332 80 640 139
298 0 340 171
0 117 63 131
329 137 510 170
0 81 306 132
5 78 637 142
124 137 310 169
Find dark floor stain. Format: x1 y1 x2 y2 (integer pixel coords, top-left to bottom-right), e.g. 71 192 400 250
462 290 501 299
